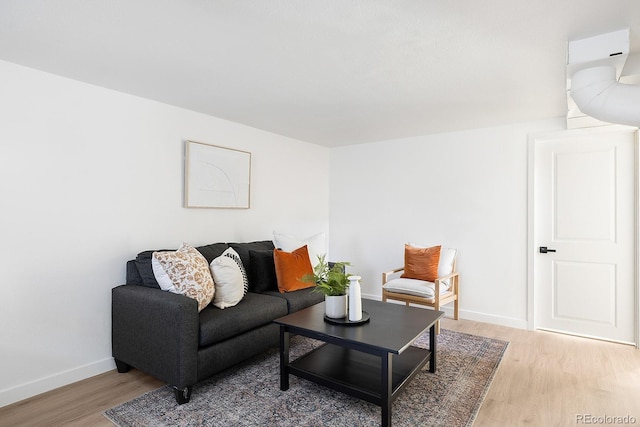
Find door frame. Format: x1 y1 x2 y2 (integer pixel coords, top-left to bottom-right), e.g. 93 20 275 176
526 125 640 348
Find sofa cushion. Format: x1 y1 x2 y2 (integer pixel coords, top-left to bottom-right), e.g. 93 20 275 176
130 241 276 289
195 242 230 264
134 250 173 288
262 287 324 313
229 241 274 269
130 244 228 288
248 249 278 293
198 292 288 347
126 260 144 286
229 241 275 286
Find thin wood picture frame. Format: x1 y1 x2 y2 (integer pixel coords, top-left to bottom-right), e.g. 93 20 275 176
184 140 251 209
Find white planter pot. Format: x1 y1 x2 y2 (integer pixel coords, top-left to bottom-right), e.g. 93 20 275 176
325 294 348 319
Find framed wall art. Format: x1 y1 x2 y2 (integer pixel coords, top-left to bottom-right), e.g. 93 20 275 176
184 140 251 209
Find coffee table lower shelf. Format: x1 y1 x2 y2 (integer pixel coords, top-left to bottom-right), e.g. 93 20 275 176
287 342 431 406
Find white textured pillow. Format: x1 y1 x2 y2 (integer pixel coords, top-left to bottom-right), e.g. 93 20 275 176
383 277 450 299
273 231 327 267
152 242 215 312
221 247 249 297
437 248 457 277
210 248 246 309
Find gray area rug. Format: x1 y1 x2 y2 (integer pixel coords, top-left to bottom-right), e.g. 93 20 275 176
105 329 508 427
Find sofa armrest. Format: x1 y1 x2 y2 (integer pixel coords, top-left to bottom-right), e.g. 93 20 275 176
112 284 199 388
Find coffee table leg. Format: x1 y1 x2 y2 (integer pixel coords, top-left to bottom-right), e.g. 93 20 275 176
381 352 392 427
429 323 437 373
279 326 290 391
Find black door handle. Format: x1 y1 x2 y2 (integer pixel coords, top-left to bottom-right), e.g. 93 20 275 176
539 246 556 254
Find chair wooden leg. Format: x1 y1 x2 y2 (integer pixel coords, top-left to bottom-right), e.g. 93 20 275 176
435 319 441 334
454 298 459 320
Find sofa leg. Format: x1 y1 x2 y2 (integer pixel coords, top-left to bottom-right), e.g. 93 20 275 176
173 386 193 405
114 359 131 373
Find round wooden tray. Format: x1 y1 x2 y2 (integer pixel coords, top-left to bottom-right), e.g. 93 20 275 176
323 311 370 326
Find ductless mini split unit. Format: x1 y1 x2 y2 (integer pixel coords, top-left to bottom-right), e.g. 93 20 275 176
567 28 640 129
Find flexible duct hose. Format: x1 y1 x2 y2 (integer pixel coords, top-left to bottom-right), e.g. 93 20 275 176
570 65 640 127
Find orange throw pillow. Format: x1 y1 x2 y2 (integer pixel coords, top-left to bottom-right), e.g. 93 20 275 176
401 244 441 282
273 245 315 293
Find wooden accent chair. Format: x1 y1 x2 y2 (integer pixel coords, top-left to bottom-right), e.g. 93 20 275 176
382 247 459 334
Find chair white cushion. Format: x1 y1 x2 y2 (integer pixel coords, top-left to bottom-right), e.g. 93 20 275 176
383 277 450 299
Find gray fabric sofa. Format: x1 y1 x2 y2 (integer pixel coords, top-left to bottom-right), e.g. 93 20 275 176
111 240 323 404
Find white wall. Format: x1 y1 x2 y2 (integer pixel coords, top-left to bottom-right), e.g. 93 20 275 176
0 60 330 407
0 57 569 407
329 118 565 328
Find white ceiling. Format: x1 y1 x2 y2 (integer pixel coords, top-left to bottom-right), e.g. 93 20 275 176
1 1 640 147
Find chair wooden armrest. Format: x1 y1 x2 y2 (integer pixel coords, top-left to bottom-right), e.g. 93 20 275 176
434 271 459 299
382 267 404 285
434 271 458 283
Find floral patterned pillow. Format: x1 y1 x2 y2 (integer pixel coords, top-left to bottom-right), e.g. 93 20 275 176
152 242 215 312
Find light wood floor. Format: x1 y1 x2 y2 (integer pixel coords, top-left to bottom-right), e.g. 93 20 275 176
1 318 639 426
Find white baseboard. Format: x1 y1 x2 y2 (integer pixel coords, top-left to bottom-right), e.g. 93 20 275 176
362 293 528 331
0 357 116 408
449 307 528 330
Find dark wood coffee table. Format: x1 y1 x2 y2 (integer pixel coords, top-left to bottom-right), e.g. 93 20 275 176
274 299 444 427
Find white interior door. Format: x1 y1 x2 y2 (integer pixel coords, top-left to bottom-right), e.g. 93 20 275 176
533 127 637 345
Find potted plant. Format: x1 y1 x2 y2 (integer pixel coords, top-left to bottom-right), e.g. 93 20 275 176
303 254 350 318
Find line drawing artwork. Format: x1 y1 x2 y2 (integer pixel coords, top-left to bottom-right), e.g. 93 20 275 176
197 160 239 206
185 141 251 208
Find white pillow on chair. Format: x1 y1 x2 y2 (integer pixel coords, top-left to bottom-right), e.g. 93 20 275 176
437 248 457 277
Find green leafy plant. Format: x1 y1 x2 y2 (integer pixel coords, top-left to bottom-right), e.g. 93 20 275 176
302 254 351 296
